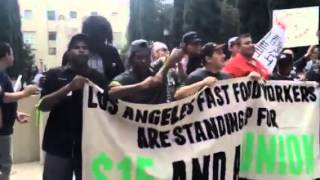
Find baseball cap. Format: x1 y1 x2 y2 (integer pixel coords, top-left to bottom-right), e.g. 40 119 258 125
130 39 150 54
228 36 238 49
201 42 226 57
277 52 294 68
182 31 202 44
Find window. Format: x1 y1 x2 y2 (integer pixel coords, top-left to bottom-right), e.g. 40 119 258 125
24 10 33 20
58 15 65 20
70 11 77 19
48 32 57 41
48 47 56 55
91 11 98 16
111 12 118 16
23 31 36 46
47 10 56 20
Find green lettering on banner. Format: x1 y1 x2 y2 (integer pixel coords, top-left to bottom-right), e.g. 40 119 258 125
117 157 132 180
286 135 303 175
91 153 154 180
92 153 112 180
240 133 316 176
278 135 286 175
240 132 254 172
302 135 314 174
256 134 276 174
136 157 154 180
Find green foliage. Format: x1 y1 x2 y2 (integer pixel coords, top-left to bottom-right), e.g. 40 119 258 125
128 0 173 43
183 0 223 42
127 0 319 49
220 1 240 42
0 0 33 78
238 0 270 42
170 0 185 47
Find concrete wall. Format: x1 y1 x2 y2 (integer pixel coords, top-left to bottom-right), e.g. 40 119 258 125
12 96 41 164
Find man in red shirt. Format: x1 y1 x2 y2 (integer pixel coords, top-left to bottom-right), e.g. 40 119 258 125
223 33 269 79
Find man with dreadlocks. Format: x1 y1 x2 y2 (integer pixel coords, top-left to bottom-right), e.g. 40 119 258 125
82 16 125 80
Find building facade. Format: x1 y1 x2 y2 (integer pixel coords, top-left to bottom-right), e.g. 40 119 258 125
19 0 129 70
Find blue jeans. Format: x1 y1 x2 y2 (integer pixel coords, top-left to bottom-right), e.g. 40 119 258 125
43 153 81 180
0 135 12 180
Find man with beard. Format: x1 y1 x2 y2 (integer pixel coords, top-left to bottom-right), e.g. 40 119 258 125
38 34 108 180
223 33 269 79
175 42 231 100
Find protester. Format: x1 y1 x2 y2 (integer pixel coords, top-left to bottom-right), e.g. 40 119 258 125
82 15 124 79
294 45 319 73
223 33 269 79
150 41 186 102
151 41 169 61
38 34 108 180
175 42 230 100
270 52 295 80
227 36 239 60
180 31 203 75
108 39 183 104
306 63 320 83
0 42 39 180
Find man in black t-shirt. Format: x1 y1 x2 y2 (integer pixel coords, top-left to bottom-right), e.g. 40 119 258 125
109 39 184 104
38 34 108 180
0 42 39 180
175 42 230 100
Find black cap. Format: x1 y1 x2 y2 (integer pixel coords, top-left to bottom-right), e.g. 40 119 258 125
201 42 225 57
201 42 225 65
277 52 294 67
130 39 150 53
130 39 151 54
68 34 89 50
182 31 202 44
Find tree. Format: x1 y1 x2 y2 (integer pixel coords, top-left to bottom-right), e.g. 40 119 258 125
183 0 223 42
238 0 270 42
0 0 32 78
171 0 185 47
220 1 240 41
21 44 35 84
128 0 166 42
127 0 141 42
269 0 319 10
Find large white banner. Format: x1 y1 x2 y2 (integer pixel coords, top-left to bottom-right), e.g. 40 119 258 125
82 78 320 180
273 7 319 48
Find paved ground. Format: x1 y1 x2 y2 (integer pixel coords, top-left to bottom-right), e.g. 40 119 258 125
11 162 42 180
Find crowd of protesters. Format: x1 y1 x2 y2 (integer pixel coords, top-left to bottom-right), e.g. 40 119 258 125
0 15 319 180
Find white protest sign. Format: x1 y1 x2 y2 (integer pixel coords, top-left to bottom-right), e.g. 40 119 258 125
273 6 319 48
82 79 320 180
14 75 22 92
253 24 286 73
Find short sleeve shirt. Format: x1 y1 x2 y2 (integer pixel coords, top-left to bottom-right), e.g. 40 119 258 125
184 68 231 85
223 53 269 79
113 70 166 104
41 66 108 157
0 72 17 135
